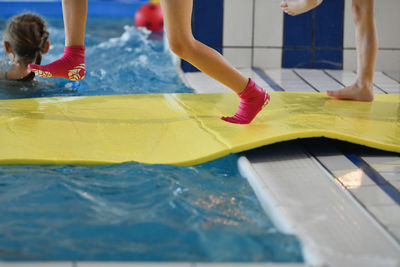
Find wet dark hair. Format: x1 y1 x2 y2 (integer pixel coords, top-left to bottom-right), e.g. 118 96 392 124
3 13 49 81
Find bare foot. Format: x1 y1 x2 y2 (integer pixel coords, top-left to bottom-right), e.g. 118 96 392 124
280 0 323 16
326 83 374 102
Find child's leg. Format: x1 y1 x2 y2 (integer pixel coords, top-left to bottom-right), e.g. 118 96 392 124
280 0 323 16
29 0 87 81
327 0 376 101
161 0 270 124
62 0 86 47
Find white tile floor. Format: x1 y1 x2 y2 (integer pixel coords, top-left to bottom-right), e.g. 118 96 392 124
384 71 400 83
324 69 385 94
374 72 400 94
261 69 311 92
293 69 342 92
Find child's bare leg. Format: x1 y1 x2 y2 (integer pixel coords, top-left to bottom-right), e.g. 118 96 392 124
62 0 87 46
29 0 87 80
161 0 270 124
280 0 323 16
327 0 376 101
161 0 247 93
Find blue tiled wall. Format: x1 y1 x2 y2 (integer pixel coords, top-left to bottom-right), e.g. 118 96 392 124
282 0 344 69
181 0 223 72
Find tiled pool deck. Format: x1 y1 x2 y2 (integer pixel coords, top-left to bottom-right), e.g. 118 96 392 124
1 69 399 267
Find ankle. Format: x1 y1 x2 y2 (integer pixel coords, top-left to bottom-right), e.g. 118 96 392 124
238 78 254 97
354 79 374 91
239 78 266 98
64 46 85 55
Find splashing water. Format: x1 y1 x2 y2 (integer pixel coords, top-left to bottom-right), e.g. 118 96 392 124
0 17 190 99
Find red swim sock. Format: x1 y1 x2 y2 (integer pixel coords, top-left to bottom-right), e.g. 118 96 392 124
221 78 270 124
29 46 86 81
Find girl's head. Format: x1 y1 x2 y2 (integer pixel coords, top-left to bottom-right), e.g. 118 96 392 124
3 13 50 67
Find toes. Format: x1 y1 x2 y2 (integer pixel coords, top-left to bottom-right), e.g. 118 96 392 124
28 64 52 78
326 90 339 98
326 90 335 97
221 116 235 123
326 89 348 100
221 116 232 123
221 116 243 124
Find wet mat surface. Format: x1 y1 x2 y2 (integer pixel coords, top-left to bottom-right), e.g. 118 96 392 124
1 92 399 165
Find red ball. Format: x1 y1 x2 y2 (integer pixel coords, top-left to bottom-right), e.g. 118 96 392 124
134 3 164 32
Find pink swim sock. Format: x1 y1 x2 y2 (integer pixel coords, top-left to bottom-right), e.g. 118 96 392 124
221 78 270 124
29 46 86 81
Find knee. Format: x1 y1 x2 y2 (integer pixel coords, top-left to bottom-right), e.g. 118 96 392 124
167 37 194 59
352 1 373 24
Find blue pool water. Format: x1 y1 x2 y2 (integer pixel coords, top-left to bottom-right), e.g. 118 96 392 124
0 18 303 262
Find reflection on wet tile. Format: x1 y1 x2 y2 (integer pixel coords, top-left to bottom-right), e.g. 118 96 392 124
338 169 364 189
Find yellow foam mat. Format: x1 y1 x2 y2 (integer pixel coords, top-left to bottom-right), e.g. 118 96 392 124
0 92 399 165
